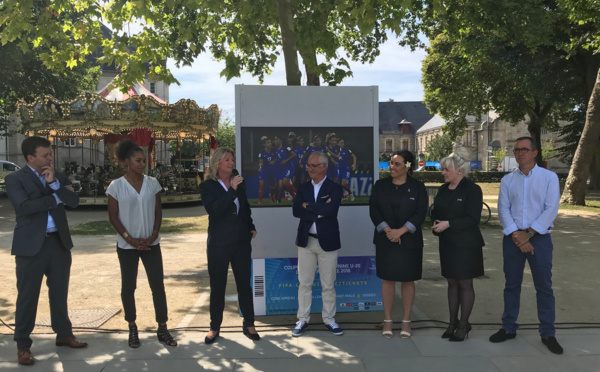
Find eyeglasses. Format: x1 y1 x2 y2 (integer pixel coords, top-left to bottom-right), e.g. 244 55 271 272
513 148 532 154
306 163 325 169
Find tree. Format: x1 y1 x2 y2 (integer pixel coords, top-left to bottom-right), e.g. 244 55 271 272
400 0 600 203
215 116 236 151
492 149 507 164
425 134 454 161
0 41 99 138
557 0 600 204
0 0 410 88
421 34 578 166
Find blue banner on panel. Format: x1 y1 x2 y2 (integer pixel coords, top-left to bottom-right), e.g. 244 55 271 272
470 161 482 169
252 256 382 316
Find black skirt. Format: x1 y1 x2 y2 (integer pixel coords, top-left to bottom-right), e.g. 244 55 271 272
376 240 423 282
439 243 484 280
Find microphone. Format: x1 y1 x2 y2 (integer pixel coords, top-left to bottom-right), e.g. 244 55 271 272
232 169 245 191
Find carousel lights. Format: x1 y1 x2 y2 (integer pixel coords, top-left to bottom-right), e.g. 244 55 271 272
48 136 55 142
27 131 34 137
89 128 97 135
179 131 187 138
77 138 83 144
203 133 210 140
49 129 57 136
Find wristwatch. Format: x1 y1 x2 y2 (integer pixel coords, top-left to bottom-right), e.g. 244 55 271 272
122 232 130 239
526 229 534 239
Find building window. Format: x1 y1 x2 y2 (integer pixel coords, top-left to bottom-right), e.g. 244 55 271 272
63 138 77 147
402 139 409 151
385 139 393 153
150 82 156 94
401 124 410 134
464 130 471 146
541 127 548 134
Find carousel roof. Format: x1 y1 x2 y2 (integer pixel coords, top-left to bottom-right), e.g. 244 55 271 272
16 87 218 141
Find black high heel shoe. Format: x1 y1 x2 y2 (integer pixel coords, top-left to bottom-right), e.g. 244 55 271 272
243 325 261 341
441 323 457 339
204 330 220 345
449 323 471 342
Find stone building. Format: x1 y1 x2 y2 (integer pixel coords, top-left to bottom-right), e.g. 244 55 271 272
378 100 435 155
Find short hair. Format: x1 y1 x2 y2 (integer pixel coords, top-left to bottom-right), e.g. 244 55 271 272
440 146 471 176
206 147 234 181
514 136 537 151
260 135 270 143
22 136 51 161
392 150 415 174
308 151 328 166
116 140 143 162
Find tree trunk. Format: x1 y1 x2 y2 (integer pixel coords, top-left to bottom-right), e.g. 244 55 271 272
277 0 301 86
525 102 552 166
560 67 600 205
299 49 320 86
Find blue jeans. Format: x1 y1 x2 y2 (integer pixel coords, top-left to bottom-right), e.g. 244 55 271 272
502 234 555 337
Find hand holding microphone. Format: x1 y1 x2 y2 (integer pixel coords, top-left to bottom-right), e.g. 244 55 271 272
231 169 245 191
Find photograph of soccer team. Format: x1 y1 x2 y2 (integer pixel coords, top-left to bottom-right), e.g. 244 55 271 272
240 127 374 207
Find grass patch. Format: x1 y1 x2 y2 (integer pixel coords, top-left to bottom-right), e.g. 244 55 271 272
71 216 209 235
559 199 600 213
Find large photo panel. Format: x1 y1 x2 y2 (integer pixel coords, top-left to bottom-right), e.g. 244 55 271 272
240 126 373 207
236 85 378 259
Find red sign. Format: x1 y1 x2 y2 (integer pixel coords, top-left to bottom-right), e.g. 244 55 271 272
418 160 425 167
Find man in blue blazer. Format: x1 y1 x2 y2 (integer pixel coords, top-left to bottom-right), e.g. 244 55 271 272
291 151 343 337
6 137 87 366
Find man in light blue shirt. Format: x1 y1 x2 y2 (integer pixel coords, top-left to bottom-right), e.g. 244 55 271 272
489 136 563 355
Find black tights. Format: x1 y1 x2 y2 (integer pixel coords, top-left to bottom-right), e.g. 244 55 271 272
447 278 475 327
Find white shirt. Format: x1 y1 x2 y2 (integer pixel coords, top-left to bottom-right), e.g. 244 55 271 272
498 164 560 236
106 175 163 249
218 179 240 213
309 176 326 234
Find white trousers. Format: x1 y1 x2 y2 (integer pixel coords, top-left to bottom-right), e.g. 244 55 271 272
297 237 338 324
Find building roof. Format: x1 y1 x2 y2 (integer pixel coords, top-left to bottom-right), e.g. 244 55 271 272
378 101 435 135
417 114 445 133
416 113 496 134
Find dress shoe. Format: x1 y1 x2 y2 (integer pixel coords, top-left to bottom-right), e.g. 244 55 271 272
542 336 564 355
489 329 516 343
441 323 457 339
243 325 261 341
55 335 88 348
204 330 219 345
449 323 471 342
17 349 34 365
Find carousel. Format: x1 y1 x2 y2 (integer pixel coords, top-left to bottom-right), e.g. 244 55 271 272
16 87 218 205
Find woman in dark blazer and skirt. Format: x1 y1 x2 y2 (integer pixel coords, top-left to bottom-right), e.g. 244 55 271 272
369 150 428 338
431 147 485 341
198 147 260 344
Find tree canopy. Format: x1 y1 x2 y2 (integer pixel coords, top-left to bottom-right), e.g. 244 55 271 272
0 39 99 137
402 0 600 203
425 133 454 161
0 0 412 88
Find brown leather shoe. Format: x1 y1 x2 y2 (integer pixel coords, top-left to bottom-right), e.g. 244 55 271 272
55 335 88 348
17 349 34 365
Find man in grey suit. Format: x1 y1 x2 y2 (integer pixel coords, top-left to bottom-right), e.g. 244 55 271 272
6 137 87 366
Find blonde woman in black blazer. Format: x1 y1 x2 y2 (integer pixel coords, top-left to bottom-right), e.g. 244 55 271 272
431 148 485 342
198 147 259 344
369 150 427 339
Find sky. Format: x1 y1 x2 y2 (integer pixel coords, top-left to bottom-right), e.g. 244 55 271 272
166 37 427 119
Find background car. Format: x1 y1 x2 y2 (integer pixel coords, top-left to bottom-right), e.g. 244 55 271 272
416 165 438 171
0 160 22 193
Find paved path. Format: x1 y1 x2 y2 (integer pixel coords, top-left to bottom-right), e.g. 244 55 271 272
1 197 599 370
1 328 600 371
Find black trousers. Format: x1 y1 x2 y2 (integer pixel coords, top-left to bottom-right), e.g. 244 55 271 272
14 234 72 350
117 245 168 323
207 241 255 331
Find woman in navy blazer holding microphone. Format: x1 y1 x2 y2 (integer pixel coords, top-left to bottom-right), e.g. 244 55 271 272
198 147 260 344
369 150 427 339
